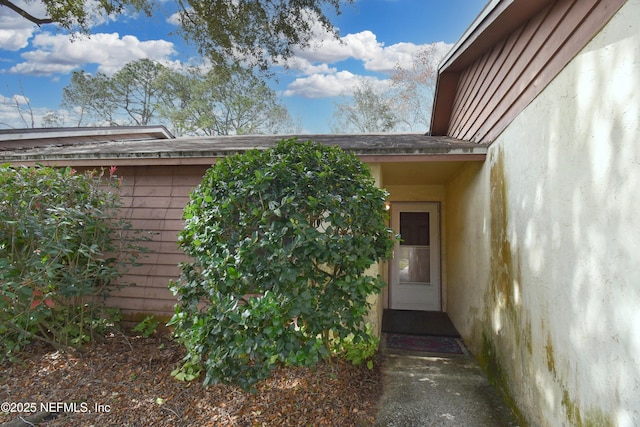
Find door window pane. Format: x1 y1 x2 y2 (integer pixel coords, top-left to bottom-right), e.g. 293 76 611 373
398 246 431 283
400 212 430 246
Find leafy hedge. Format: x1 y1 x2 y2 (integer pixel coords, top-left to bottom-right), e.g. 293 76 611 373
0 165 142 362
169 139 395 390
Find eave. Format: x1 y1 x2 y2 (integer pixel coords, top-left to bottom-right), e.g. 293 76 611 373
0 133 488 167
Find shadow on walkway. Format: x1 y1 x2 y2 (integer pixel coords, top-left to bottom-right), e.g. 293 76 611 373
375 337 521 426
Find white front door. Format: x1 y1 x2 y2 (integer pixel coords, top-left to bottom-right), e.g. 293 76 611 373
389 203 441 311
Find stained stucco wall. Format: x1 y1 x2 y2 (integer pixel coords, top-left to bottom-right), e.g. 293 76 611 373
445 1 640 425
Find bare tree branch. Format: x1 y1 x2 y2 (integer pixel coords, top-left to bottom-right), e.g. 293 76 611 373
0 0 54 26
14 82 35 128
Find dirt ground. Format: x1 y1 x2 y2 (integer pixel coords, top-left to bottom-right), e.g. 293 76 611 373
0 331 382 426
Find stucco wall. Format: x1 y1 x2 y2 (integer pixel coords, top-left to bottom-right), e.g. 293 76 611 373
445 162 489 344
446 1 640 425
364 163 385 336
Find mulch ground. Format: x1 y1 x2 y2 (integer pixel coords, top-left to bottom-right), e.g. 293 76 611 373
0 331 383 426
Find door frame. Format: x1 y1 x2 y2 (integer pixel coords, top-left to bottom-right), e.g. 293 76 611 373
388 202 442 311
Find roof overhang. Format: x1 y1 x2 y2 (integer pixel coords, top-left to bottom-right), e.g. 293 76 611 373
0 133 488 167
0 126 174 150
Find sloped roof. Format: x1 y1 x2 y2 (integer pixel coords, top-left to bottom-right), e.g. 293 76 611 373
0 126 174 150
0 129 487 166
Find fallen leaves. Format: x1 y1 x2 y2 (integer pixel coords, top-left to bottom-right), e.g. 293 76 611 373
0 332 382 426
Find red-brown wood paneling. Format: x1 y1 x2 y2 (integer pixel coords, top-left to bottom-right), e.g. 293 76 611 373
106 165 209 318
442 0 626 143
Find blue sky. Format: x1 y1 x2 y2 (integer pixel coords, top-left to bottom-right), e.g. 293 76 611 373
0 0 487 133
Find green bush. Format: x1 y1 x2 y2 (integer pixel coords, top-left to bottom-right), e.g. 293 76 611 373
169 138 395 390
0 165 142 362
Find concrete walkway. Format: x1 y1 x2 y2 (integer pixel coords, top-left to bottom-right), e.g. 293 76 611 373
375 339 521 426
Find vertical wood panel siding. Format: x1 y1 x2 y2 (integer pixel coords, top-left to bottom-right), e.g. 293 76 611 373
453 2 552 142
449 35 512 138
450 48 491 134
446 0 624 143
108 165 209 317
450 29 522 139
472 0 585 142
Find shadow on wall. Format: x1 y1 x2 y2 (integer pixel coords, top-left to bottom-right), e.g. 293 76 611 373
482 15 640 427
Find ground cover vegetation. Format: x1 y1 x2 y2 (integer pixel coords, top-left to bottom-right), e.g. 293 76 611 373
0 165 143 363
169 138 396 391
0 332 382 426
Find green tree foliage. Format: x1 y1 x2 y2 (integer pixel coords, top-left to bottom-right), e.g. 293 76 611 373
62 71 118 126
61 59 292 134
156 64 294 135
0 0 151 33
175 0 347 70
0 165 144 362
169 139 395 390
62 59 166 126
2 0 349 70
330 79 398 133
111 59 167 126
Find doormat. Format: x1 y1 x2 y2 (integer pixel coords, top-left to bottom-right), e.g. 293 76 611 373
385 333 464 355
381 310 460 337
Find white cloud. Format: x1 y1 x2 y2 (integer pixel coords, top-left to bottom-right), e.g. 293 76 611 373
0 1 41 50
283 71 389 99
283 29 453 99
7 32 176 76
0 93 36 128
362 41 421 73
288 28 423 71
0 92 87 129
0 27 31 51
295 30 382 64
166 11 182 26
294 31 452 74
0 97 22 128
284 71 357 98
0 0 127 51
284 56 337 75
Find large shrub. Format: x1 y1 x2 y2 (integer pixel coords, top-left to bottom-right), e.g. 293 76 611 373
169 138 395 390
0 165 141 362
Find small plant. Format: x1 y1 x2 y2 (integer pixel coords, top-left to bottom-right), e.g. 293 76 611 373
171 354 202 382
338 324 380 370
132 316 160 337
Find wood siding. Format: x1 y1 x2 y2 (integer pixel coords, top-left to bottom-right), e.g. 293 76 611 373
442 0 625 143
107 165 208 318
